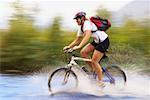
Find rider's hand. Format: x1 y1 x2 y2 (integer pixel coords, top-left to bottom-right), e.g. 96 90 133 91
63 46 70 51
72 46 80 51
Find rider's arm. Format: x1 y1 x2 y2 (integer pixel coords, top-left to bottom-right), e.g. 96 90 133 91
68 36 82 48
78 30 92 48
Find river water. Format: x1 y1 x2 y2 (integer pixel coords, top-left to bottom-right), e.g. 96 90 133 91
0 68 150 100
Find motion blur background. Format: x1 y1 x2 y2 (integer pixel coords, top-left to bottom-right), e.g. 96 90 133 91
0 0 149 74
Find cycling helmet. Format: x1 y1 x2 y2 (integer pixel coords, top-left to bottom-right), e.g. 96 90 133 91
73 12 86 19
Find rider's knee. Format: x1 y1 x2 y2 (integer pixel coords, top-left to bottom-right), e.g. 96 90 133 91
91 60 97 65
80 50 87 57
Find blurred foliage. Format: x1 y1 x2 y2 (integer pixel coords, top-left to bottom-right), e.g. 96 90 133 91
109 18 150 57
96 6 112 19
0 1 149 73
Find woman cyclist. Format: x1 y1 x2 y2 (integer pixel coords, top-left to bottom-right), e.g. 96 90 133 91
63 12 110 85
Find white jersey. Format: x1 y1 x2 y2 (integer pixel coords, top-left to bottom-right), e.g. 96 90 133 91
77 20 108 43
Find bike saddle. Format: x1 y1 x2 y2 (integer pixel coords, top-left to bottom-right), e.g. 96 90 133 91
102 53 108 60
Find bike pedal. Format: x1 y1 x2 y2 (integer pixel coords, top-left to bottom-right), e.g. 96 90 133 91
82 67 90 74
97 81 106 88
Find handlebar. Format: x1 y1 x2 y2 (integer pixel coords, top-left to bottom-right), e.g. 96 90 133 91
64 48 74 53
64 48 78 57
63 48 76 63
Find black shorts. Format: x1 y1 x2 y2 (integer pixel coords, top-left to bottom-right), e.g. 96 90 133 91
91 37 110 53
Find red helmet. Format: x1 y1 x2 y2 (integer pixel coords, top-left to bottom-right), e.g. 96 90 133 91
73 12 86 19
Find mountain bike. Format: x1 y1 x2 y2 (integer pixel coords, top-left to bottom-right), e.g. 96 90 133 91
48 49 127 92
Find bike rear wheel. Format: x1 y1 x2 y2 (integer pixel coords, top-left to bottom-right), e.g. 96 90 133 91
48 67 78 92
103 65 127 89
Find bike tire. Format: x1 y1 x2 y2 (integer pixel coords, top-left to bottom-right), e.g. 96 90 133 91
48 67 78 92
103 65 127 88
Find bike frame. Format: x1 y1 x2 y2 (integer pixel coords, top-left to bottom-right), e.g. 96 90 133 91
67 56 91 67
66 55 115 84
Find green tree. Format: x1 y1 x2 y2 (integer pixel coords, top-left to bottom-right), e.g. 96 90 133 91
49 16 62 34
44 16 65 64
9 1 35 36
47 16 63 43
96 6 112 19
0 0 39 73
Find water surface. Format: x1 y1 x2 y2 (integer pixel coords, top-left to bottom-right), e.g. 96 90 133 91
0 68 150 100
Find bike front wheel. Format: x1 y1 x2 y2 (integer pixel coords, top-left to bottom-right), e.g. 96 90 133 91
48 67 78 92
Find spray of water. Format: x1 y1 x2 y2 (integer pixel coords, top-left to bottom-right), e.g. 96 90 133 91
66 66 150 97
29 64 149 99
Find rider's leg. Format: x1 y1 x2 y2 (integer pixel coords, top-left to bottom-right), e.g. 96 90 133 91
80 43 95 71
91 50 104 81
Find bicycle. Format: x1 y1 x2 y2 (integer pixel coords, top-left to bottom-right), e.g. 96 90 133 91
48 49 127 93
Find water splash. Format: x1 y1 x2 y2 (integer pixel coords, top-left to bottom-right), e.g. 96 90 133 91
1 65 149 100
66 66 150 98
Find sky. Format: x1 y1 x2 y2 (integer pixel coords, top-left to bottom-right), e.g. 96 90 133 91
0 0 134 30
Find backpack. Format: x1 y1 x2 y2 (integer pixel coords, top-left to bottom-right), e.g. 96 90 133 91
81 16 111 32
90 16 111 32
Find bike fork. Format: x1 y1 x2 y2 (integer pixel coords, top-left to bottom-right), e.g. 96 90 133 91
62 67 72 85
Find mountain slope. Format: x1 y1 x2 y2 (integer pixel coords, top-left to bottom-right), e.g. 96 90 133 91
112 0 149 25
